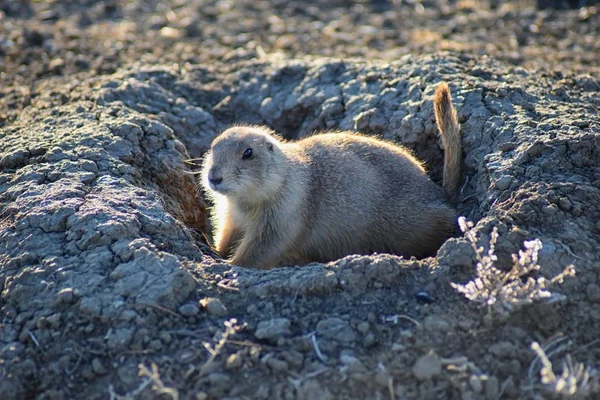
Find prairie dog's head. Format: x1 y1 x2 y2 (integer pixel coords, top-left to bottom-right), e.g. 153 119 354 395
201 126 285 201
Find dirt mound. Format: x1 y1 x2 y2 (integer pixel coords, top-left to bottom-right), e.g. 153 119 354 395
1 52 599 399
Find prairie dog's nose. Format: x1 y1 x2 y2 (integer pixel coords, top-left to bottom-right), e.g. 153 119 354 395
208 168 223 185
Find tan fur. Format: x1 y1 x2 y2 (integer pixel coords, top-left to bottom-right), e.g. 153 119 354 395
434 82 462 203
201 83 462 269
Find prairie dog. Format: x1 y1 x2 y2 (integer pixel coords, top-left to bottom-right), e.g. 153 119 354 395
201 82 461 269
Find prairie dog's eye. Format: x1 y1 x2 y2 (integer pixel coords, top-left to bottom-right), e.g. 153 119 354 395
242 148 253 159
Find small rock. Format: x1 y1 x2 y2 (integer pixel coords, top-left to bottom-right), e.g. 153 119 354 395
266 357 289 373
356 322 370 334
225 352 243 370
399 330 413 339
106 328 134 350
120 310 138 322
412 350 442 381
255 318 291 341
489 341 515 358
56 288 75 305
495 175 513 190
392 342 407 351
281 350 304 369
340 353 365 373
558 197 572 211
298 379 333 400
316 317 355 343
415 291 435 304
178 303 200 317
362 333 377 348
159 331 172 343
200 297 227 316
160 27 184 39
92 358 107 375
469 375 483 393
36 317 49 329
207 372 230 387
498 142 517 152
149 340 163 351
423 315 451 332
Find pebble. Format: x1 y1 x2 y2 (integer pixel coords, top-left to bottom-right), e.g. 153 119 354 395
254 318 291 341
412 350 442 381
423 315 451 332
356 321 370 334
149 340 163 351
92 358 107 375
178 303 200 317
558 197 572 211
362 333 377 348
469 375 483 393
495 175 513 190
375 368 391 387
340 353 366 373
316 317 356 343
281 350 304 369
499 142 517 151
207 372 230 387
266 357 289 373
226 352 243 370
489 341 515 358
200 297 227 316
106 328 134 350
415 291 435 304
56 288 75 305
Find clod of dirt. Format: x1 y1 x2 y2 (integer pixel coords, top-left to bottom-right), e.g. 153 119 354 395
254 318 292 342
412 350 442 381
200 297 228 316
316 317 356 344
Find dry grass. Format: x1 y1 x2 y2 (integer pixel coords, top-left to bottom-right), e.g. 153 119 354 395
530 340 599 398
451 217 576 318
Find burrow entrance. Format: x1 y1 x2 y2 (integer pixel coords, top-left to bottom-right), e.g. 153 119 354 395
99 58 497 263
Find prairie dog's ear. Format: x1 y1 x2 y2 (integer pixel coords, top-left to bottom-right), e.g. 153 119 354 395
266 141 274 152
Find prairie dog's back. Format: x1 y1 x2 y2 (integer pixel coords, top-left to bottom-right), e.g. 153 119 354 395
283 132 453 261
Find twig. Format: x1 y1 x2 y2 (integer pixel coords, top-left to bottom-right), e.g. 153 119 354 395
27 330 41 348
199 319 243 377
217 281 240 291
108 379 152 400
309 333 328 363
556 240 585 260
396 314 421 327
388 376 396 400
138 363 179 400
307 367 329 379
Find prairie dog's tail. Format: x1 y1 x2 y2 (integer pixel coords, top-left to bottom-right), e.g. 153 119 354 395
434 82 462 204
